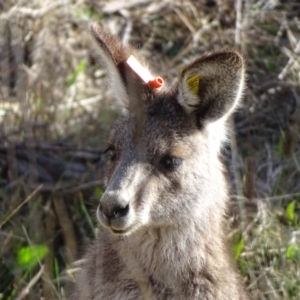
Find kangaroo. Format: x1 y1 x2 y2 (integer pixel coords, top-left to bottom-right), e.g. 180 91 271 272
72 23 251 300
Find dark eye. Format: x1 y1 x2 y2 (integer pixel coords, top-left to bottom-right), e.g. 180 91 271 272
160 155 182 171
104 146 117 162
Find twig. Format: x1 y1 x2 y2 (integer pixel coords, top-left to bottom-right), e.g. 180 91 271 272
61 180 103 194
278 32 300 80
229 117 247 228
235 0 242 48
15 265 45 300
122 19 133 46
53 195 77 265
6 2 66 19
0 143 103 154
0 184 43 229
43 203 57 299
174 8 196 34
232 192 300 202
102 0 152 14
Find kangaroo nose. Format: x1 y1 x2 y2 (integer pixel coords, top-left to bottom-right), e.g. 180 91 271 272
100 203 130 219
98 192 130 221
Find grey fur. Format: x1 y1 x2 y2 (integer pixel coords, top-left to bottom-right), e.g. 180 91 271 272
72 24 251 300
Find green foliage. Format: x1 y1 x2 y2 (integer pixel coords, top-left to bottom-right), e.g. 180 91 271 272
17 245 49 270
75 4 103 21
79 194 96 234
94 187 104 199
233 237 245 260
67 59 86 87
280 273 300 299
237 258 249 276
35 97 43 111
285 200 296 224
263 59 275 72
286 244 300 261
256 22 279 35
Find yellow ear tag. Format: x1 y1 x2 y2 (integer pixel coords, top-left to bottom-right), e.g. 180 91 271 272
186 75 200 95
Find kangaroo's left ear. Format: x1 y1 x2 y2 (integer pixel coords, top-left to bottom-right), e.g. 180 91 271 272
178 51 245 126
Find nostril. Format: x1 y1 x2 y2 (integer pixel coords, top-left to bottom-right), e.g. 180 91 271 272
99 203 130 219
113 204 130 219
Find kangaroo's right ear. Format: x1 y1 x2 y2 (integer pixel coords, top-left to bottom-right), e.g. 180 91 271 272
90 24 131 108
91 23 150 111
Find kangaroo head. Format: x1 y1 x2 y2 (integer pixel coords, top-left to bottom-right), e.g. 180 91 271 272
91 24 245 235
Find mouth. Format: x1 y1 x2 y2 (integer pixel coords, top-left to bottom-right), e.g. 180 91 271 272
110 225 133 236
96 205 136 235
111 228 127 235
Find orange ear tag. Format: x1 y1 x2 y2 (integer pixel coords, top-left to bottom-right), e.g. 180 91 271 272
148 77 164 89
126 55 164 89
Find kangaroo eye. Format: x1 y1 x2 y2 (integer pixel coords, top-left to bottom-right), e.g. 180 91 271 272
104 146 117 162
160 155 182 171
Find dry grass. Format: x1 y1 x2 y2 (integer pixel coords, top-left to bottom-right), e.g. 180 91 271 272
0 0 299 299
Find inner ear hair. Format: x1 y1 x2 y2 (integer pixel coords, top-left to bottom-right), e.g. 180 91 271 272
179 50 245 125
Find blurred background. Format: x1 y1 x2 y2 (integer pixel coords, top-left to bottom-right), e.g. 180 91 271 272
0 0 299 299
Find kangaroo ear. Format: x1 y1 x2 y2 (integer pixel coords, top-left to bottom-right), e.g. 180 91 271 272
178 51 245 126
90 23 148 111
